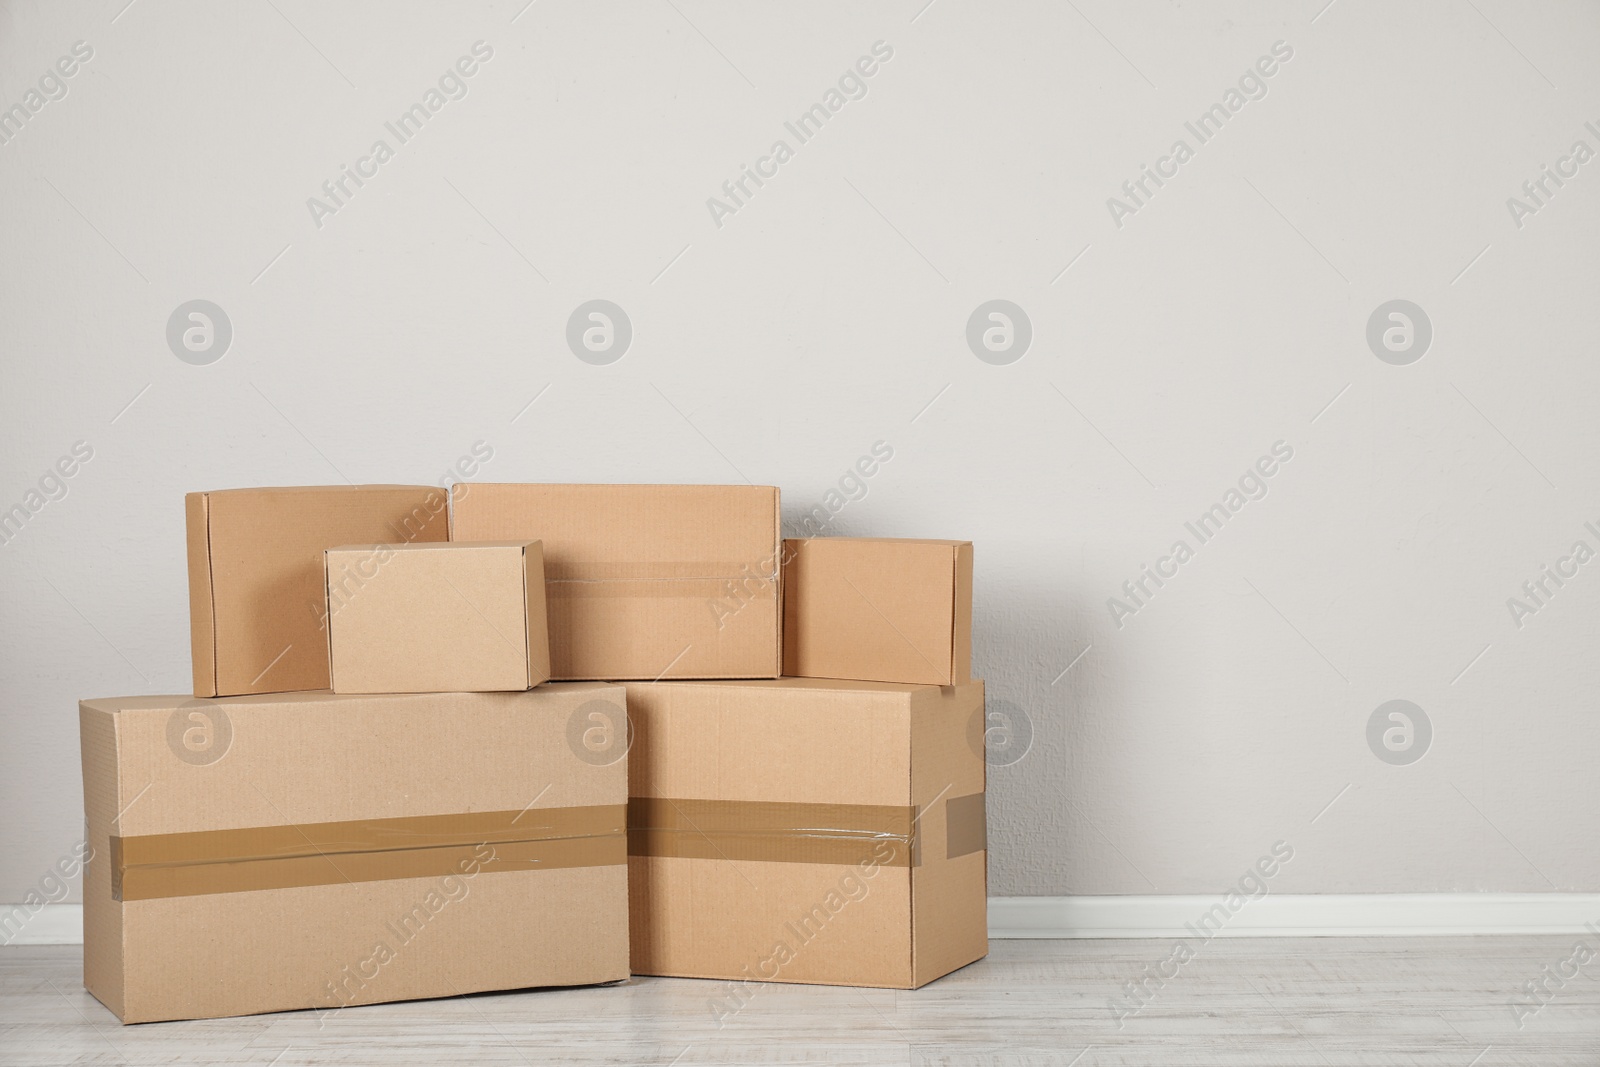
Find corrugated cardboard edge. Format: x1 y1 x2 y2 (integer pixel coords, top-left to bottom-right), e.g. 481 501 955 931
523 541 551 687
79 700 125 1020
779 538 796 675
951 543 973 685
908 682 988 988
321 550 337 689
905 691 917 987
770 489 784 676
184 493 218 698
626 966 927 991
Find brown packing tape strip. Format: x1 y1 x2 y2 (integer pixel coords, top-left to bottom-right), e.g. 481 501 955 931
628 798 923 867
112 805 626 902
945 792 987 859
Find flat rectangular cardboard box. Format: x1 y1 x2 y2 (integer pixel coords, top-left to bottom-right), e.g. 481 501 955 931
325 540 551 693
79 684 630 1023
623 677 987 991
449 484 781 681
186 485 449 697
783 538 973 685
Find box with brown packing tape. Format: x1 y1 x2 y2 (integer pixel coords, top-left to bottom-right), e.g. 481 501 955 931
448 483 781 680
79 684 630 1023
622 678 987 993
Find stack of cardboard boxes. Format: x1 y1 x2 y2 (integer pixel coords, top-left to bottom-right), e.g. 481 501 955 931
81 483 987 1023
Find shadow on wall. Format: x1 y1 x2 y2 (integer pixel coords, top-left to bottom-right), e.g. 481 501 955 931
973 581 1109 896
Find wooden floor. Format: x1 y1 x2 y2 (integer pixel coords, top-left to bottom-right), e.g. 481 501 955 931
3 938 1596 1065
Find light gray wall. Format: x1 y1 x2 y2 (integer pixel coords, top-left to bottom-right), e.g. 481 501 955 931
2 0 1597 905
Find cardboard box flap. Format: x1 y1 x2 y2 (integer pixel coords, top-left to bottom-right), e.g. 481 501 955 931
794 537 970 546
951 542 973 684
197 484 442 496
184 493 217 697
325 538 543 552
521 542 551 686
77 682 613 715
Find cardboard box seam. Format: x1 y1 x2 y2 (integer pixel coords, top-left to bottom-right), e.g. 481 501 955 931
320 551 335 690
940 547 953 681
773 489 784 669
907 704 917 985
186 492 221 699
619 678 955 695
203 496 218 696
544 575 778 584
113 707 127 1008
520 543 534 688
148 684 619 710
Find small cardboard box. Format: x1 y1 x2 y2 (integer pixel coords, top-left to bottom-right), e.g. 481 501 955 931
623 677 987 991
325 540 551 694
449 484 781 680
783 538 973 685
79 684 630 1023
186 485 449 698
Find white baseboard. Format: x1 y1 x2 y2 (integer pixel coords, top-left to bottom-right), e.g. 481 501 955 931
6 897 1599 947
988 894 1600 938
1 903 82 946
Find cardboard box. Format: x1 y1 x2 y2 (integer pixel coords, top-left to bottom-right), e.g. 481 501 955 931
186 485 449 698
450 484 781 680
325 540 550 693
79 684 630 1023
783 538 973 685
623 678 987 991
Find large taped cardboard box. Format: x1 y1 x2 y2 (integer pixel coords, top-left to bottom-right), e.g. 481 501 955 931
450 484 781 680
186 485 449 698
783 538 973 686
79 684 629 1023
623 678 987 992
325 540 551 693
